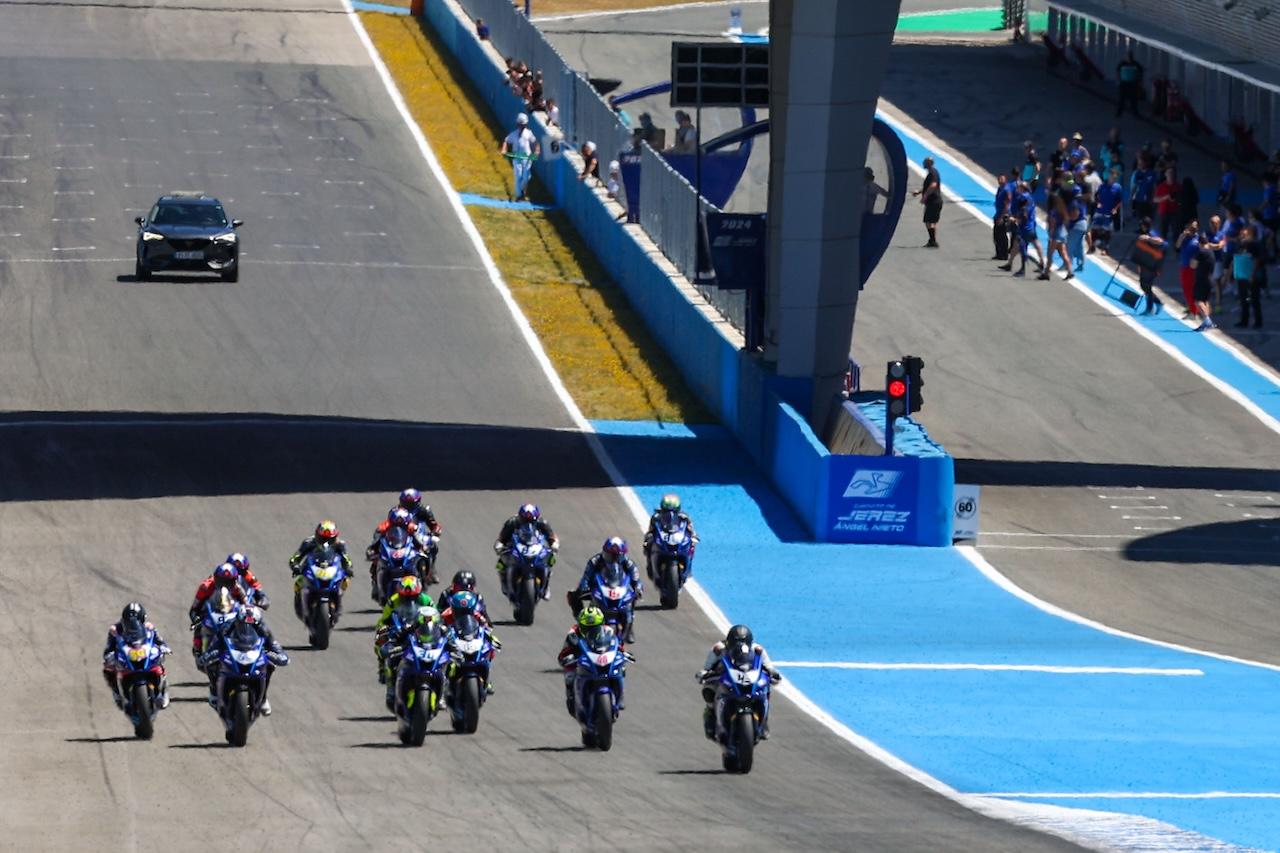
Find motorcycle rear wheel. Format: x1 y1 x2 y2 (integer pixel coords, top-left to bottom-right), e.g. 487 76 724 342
660 561 681 610
730 713 755 774
460 676 481 734
516 577 536 626
230 690 250 748
594 693 614 752
310 601 331 651
130 682 153 740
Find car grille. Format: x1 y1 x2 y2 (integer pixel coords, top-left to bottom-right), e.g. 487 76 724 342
167 238 210 250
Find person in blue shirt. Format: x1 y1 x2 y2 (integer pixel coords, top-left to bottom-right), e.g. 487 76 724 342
1217 161 1237 212
1092 169 1124 255
1067 186 1089 272
1261 174 1279 261
992 172 1013 261
1175 221 1202 319
1001 183 1044 277
1040 191 1074 281
1233 226 1264 328
1130 158 1157 225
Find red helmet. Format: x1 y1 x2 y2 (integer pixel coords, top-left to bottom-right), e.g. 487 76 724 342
316 520 339 541
213 563 239 585
387 508 413 528
397 575 423 599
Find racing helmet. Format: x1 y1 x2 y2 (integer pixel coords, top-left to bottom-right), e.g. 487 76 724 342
226 552 250 573
725 624 753 649
577 605 605 630
213 562 240 585
601 536 627 563
659 493 681 512
518 503 540 523
398 488 422 511
449 590 478 616
450 570 477 593
387 507 413 528
121 602 147 625
397 575 423 600
316 519 339 541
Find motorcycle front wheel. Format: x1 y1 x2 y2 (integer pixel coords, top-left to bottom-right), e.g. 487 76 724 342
407 689 428 746
229 690 251 748
516 576 537 626
309 601 331 651
660 561 681 610
460 675 481 734
130 682 153 740
594 692 614 752
730 713 755 774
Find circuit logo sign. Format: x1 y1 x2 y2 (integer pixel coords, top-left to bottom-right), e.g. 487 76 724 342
842 469 902 499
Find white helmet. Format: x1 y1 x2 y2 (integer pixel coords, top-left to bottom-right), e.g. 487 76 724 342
516 113 528 126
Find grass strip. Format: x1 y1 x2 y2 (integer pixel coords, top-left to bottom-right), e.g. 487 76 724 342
361 11 706 423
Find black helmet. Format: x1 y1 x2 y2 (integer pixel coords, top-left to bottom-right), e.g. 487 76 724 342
121 602 147 625
725 624 752 648
451 570 477 592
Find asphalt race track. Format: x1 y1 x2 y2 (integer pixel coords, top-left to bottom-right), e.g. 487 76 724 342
0 3 1080 851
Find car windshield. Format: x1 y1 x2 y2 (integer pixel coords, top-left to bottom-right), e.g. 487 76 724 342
149 201 227 228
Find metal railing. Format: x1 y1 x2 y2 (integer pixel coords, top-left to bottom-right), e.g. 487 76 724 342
454 0 572 111
638 143 745 330
566 72 632 166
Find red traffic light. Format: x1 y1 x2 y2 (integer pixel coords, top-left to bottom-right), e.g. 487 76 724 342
888 379 906 398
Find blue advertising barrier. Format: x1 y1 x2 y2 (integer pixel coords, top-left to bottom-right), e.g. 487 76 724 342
826 453 954 546
416 0 953 546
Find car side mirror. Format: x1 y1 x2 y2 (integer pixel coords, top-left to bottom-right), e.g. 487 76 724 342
134 216 144 226
232 219 244 228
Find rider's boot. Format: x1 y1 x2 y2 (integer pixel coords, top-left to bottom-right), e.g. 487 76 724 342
497 561 510 597
703 706 715 740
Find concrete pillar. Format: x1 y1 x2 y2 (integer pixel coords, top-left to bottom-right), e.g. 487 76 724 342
764 0 902 428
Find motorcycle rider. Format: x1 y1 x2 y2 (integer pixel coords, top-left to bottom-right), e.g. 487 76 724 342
377 599 443 710
440 590 500 694
366 507 419 600
289 520 353 621
494 503 559 600
202 605 288 716
189 563 252 661
641 493 699 579
695 624 782 741
396 488 442 583
225 552 270 610
434 569 490 622
374 575 438 682
571 537 643 643
102 602 172 710
555 605 624 715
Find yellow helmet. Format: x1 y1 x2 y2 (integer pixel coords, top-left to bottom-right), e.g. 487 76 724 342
577 605 605 630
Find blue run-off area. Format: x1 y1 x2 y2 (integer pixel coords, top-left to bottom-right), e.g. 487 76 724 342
878 111 1280 427
592 418 1280 850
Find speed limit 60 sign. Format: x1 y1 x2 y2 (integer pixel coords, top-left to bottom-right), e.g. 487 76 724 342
952 484 980 540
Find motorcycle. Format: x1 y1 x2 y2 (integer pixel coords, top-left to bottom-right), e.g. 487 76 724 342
702 645 773 773
445 613 495 734
192 589 240 673
505 523 553 626
373 525 420 605
650 519 693 610
571 625 633 751
390 623 450 746
587 561 636 643
413 525 441 585
293 543 348 650
109 627 169 740
206 623 281 747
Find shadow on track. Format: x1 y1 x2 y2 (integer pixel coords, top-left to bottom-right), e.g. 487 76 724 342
954 458 1280 492
338 715 395 723
657 768 726 776
520 745 586 753
114 274 229 286
335 625 375 633
1125 519 1280 566
169 742 230 749
65 736 142 744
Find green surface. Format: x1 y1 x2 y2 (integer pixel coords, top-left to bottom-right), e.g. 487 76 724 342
897 7 1049 33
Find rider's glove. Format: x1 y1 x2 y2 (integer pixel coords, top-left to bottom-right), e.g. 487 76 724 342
159 645 172 656
493 540 505 555
768 670 782 684
695 669 709 683
254 590 271 608
267 650 289 667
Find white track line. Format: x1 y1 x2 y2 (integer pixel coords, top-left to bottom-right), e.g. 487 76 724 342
985 792 1280 800
773 662 1203 675
346 8 1228 853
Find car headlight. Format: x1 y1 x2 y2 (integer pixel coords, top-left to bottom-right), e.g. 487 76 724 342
141 231 166 242
212 232 238 244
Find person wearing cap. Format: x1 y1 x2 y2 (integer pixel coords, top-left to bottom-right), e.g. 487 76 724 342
501 112 540 201
671 110 697 154
578 140 599 183
606 160 622 201
1068 132 1090 165
911 156 943 248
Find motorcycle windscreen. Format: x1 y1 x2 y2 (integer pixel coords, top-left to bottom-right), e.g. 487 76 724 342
728 642 755 670
453 613 481 641
599 561 626 588
587 625 618 653
385 526 411 549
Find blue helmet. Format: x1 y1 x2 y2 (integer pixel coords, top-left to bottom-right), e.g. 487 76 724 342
449 590 479 615
399 488 422 510
214 563 239 585
518 503 540 522
601 536 627 562
226 552 250 573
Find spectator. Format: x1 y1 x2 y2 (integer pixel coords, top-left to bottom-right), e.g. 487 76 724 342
1154 168 1180 241
865 166 889 215
1155 138 1179 175
1100 128 1125 182
1068 131 1090 165
671 111 697 154
1261 173 1279 260
912 156 943 248
1221 203 1247 297
1175 220 1202 319
475 18 489 41
1133 216 1167 314
1192 234 1218 331
634 112 660 148
992 172 1013 261
1130 155 1156 225
1202 214 1227 310
529 71 545 112
1081 163 1102 253
545 98 559 128
606 160 621 200
1247 209 1271 297
1005 181 1045 277
1067 185 1088 272
1116 50 1143 116
1050 137 1070 175
578 141 599 183
1235 226 1264 328
1041 190 1072 280
1177 176 1200 235
1217 161 1238 211
1020 140 1042 191
500 112 539 202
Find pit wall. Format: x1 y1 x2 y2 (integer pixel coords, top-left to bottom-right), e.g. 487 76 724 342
418 0 953 545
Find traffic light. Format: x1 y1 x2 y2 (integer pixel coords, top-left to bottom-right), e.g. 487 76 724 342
903 355 925 413
885 360 907 455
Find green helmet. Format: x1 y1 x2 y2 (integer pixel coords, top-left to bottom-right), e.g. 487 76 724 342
659 493 681 512
577 605 604 630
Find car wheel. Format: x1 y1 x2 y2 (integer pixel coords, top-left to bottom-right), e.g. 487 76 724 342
135 260 151 281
